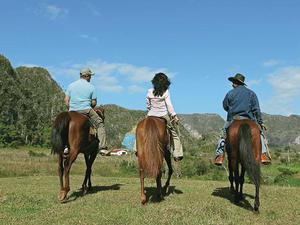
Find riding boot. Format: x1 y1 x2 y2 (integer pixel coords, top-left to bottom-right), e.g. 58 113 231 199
214 154 225 166
214 138 225 165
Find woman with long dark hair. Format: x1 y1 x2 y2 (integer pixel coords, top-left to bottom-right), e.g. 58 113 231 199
146 72 183 161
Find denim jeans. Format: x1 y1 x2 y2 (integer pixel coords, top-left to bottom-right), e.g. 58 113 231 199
215 120 267 156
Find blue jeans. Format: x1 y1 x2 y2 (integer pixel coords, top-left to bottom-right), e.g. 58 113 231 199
215 120 267 156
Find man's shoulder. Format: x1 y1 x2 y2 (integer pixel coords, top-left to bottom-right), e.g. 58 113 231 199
243 86 256 95
69 79 81 86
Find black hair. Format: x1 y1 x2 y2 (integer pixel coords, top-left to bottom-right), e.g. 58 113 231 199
151 72 171 97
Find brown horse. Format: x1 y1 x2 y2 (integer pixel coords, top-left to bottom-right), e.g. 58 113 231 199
51 108 103 202
136 116 173 205
226 119 261 212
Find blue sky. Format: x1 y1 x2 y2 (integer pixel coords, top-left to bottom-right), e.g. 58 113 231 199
1 0 300 118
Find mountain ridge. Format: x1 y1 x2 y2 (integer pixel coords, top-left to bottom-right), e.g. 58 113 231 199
1 54 300 149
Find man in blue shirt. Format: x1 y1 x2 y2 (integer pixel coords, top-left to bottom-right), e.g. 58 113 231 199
64 68 109 155
214 73 271 165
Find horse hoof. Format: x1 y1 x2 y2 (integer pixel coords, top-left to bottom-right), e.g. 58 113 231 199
141 199 147 205
82 189 87 195
254 206 260 213
141 195 147 205
58 191 67 202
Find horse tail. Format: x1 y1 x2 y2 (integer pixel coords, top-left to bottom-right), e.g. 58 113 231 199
51 112 70 155
139 118 164 178
238 123 260 187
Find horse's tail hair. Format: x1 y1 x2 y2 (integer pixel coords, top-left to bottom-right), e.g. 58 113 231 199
238 123 260 187
51 112 70 155
138 118 164 178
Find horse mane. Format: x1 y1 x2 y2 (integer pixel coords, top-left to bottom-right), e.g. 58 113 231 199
137 117 164 178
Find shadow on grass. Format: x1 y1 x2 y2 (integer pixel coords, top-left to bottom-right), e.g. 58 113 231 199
144 185 183 203
211 187 255 211
65 183 123 203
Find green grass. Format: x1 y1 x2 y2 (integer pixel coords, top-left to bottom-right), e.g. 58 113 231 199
1 176 300 225
1 147 300 187
0 147 300 224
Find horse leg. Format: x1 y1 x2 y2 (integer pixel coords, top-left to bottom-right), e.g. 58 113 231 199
228 159 234 193
139 169 146 205
59 150 78 202
82 154 90 195
57 154 64 199
234 165 240 203
254 184 260 212
239 166 245 201
86 151 97 191
163 149 173 194
156 170 163 201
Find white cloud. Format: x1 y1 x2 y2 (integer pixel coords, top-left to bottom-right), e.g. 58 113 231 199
94 75 123 93
247 79 261 87
262 59 281 67
17 63 40 68
79 34 98 43
41 4 69 20
47 59 173 93
117 65 169 83
266 67 300 114
128 85 145 93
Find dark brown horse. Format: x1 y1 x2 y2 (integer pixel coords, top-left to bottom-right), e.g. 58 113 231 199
51 108 103 202
136 116 173 205
226 119 261 212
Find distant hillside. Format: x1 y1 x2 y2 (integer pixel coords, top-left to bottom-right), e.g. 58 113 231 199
0 55 65 146
1 54 300 149
103 104 201 153
262 113 300 147
179 113 224 138
179 112 300 148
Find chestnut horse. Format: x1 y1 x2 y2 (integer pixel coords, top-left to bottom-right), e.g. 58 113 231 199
226 119 261 212
136 116 173 205
51 108 103 202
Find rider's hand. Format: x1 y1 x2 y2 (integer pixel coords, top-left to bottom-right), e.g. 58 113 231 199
173 115 180 124
260 123 267 131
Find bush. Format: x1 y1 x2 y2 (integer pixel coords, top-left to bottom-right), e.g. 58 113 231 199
119 159 137 176
195 160 209 176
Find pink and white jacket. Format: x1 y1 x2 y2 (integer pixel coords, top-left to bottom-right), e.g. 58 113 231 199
146 88 176 117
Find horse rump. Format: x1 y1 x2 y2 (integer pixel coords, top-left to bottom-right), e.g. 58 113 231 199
137 117 164 178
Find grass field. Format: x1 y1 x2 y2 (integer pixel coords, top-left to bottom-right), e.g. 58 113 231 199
0 147 300 225
1 175 300 225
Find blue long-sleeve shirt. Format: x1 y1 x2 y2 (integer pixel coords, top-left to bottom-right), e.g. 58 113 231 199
223 85 263 124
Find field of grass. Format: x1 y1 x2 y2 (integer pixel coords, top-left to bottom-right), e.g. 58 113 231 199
1 147 300 187
0 147 300 225
1 175 300 225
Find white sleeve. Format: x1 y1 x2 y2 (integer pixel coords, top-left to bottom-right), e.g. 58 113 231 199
164 90 176 116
